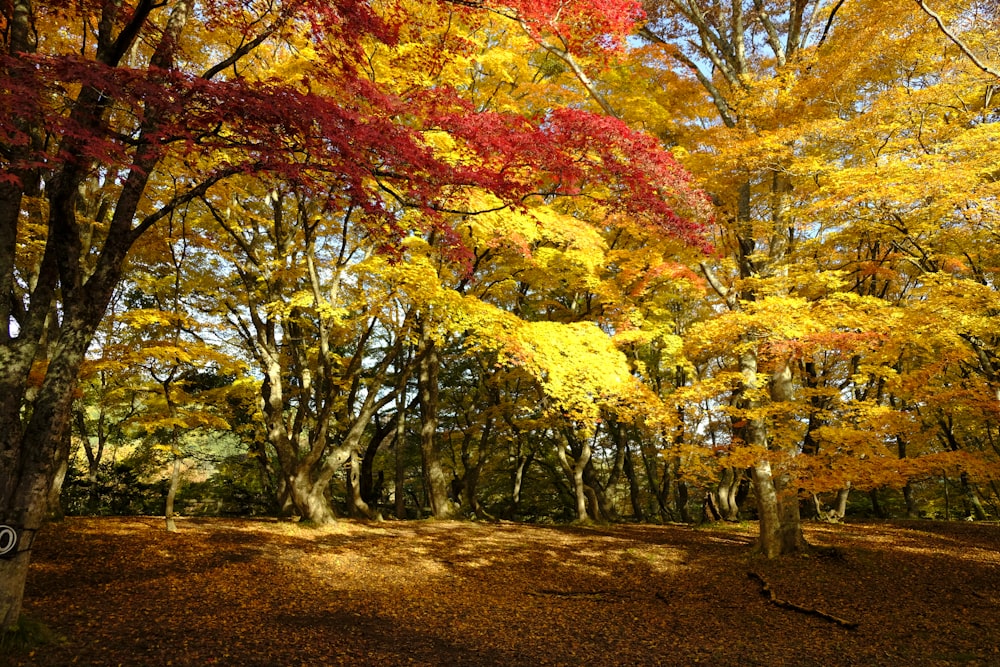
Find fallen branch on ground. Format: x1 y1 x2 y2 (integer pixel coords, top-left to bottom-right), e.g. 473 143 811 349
530 589 611 601
748 571 859 630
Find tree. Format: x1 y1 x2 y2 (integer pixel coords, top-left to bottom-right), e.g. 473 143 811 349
632 0 1000 538
1 0 708 629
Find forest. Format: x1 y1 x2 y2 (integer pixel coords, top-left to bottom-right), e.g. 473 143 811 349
1 0 999 639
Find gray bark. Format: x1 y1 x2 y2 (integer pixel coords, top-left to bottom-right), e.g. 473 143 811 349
557 430 592 522
416 325 455 519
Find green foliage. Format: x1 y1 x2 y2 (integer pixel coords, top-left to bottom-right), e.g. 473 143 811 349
61 462 166 517
176 455 278 517
0 615 62 654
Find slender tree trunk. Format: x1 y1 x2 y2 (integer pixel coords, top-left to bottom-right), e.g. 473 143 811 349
944 472 952 520
416 325 454 519
508 453 531 520
623 445 644 521
162 378 182 533
582 460 613 522
165 452 181 532
715 466 745 521
902 482 919 518
557 431 592 522
961 473 988 520
869 488 885 519
46 427 72 521
676 479 690 524
702 492 723 523
395 393 407 520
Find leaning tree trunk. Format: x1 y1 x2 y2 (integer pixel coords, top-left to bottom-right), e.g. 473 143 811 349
0 303 112 630
46 427 73 521
623 444 644 521
347 452 376 519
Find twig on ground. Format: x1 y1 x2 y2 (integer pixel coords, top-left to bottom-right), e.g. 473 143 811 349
748 571 859 630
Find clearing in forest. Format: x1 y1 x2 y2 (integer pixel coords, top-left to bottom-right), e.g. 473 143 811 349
5 518 1000 666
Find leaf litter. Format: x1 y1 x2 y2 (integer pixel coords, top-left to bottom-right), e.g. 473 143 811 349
5 518 1000 666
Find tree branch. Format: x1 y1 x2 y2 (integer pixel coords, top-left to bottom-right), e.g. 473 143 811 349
915 0 1000 79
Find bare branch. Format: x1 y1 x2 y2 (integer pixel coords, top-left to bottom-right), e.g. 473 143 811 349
915 0 1000 79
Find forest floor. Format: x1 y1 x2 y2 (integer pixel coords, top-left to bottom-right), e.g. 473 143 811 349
4 517 1000 666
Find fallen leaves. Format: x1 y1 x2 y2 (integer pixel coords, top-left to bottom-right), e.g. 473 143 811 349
6 518 1000 666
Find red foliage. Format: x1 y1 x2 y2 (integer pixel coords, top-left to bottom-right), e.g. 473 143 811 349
1 0 706 257
496 0 645 52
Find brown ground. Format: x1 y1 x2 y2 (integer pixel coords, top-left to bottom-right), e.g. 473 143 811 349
4 517 1000 666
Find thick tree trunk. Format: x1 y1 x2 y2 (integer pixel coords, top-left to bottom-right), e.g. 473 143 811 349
461 465 493 521
753 461 783 558
1 324 106 630
288 471 337 525
833 484 851 520
0 553 31 633
747 358 805 557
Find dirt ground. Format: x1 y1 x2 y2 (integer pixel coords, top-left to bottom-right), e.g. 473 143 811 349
4 517 1000 666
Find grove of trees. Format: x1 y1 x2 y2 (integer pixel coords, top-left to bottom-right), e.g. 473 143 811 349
2 0 999 634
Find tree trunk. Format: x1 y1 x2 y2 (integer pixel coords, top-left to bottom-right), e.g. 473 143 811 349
416 325 454 519
582 459 614 522
902 482 919 518
869 488 885 519
960 473 988 520
288 471 337 525
165 452 181 533
753 461 785 558
1 329 105 630
746 357 805 557
716 466 746 521
395 394 407 520
46 427 72 521
623 445 644 521
163 381 182 533
833 484 851 520
508 453 531 520
702 492 723 523
557 432 591 522
676 479 690 524
347 452 375 519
